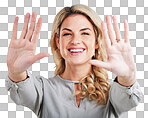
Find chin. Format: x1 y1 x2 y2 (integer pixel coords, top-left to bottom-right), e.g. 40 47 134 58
66 58 90 66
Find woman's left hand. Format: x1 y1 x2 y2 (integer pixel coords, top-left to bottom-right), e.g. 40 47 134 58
89 16 136 86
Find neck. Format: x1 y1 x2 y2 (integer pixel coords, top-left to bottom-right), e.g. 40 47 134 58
60 62 92 81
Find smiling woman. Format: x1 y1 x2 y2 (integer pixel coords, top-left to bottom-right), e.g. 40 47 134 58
5 4 143 118
51 10 110 105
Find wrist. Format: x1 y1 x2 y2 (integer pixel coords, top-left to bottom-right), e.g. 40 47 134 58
117 71 136 87
8 71 27 83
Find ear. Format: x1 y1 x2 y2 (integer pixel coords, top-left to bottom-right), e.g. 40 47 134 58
55 34 60 49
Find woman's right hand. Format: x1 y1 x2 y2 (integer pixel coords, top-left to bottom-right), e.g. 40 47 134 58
7 12 50 82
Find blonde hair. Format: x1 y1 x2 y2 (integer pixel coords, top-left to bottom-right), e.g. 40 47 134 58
50 4 111 105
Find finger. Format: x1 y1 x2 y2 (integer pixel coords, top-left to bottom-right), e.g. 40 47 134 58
26 12 37 41
32 17 42 44
31 53 50 63
20 13 30 39
101 21 111 48
89 60 111 71
112 16 122 42
106 16 116 45
12 16 19 40
124 20 129 43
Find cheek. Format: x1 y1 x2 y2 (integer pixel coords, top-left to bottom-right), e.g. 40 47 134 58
87 38 96 55
86 38 96 49
59 39 68 55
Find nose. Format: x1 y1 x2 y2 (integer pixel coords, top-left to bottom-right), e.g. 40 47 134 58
70 34 81 45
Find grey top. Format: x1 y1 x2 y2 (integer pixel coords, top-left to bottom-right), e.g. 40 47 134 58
5 71 143 118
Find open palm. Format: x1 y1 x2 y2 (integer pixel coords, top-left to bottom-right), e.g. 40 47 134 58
7 13 50 75
89 16 136 79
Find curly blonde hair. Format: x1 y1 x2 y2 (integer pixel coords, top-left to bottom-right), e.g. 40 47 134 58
50 4 111 105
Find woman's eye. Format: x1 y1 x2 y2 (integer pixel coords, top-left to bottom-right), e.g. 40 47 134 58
63 33 71 36
82 33 89 35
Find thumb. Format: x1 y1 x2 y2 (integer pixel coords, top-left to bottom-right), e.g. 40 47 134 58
32 53 50 63
89 60 111 71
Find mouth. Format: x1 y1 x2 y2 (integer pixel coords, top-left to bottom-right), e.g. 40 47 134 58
68 48 86 55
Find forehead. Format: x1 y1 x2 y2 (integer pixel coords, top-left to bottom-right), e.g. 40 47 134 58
60 14 94 30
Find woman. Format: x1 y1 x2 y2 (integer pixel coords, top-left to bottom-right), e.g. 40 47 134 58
6 4 143 118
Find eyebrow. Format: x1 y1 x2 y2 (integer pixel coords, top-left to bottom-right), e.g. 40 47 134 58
62 28 72 32
62 28 91 32
80 28 91 31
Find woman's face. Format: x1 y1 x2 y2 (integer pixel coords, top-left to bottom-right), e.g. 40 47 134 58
56 14 98 66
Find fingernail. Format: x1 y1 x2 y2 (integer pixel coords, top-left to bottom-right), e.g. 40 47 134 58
32 12 37 15
38 17 42 23
15 16 19 21
26 13 30 18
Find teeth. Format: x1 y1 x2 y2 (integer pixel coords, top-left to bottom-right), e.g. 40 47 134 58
69 49 84 52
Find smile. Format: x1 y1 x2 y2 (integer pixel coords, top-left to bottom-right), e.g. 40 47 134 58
68 48 86 55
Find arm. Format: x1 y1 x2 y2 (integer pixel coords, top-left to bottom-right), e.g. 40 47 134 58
103 79 143 118
109 78 143 115
89 16 143 114
6 71 43 115
6 13 50 114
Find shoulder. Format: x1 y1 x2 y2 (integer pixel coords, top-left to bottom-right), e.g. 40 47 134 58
33 74 61 89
